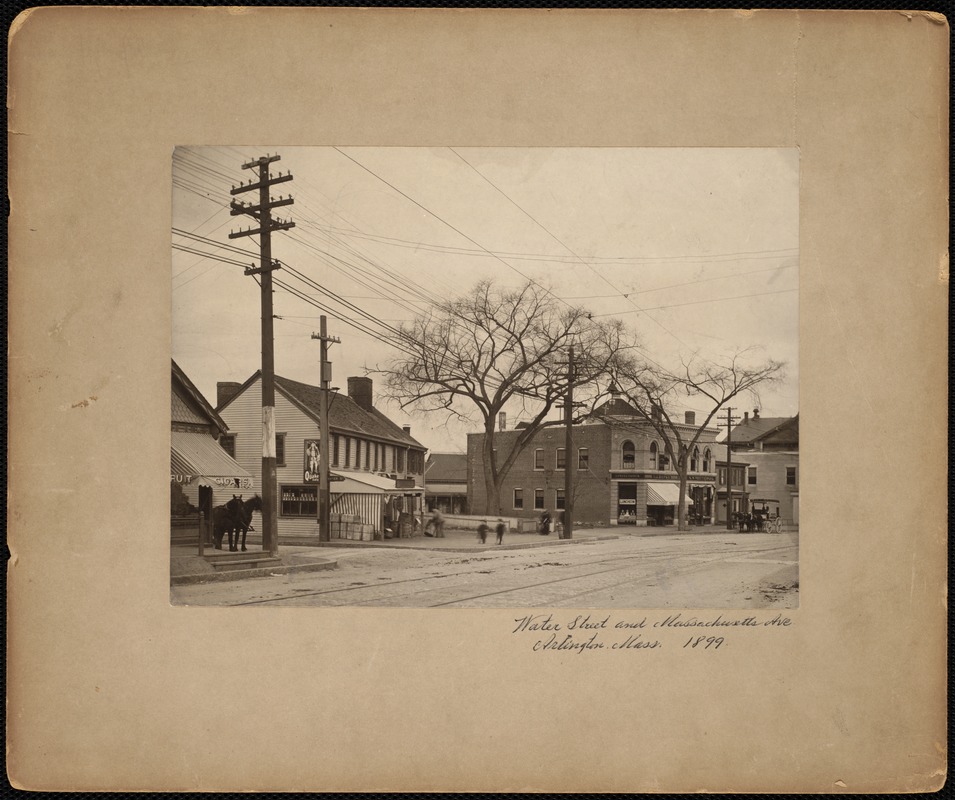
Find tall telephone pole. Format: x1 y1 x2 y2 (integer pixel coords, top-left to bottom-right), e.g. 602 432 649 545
720 406 740 530
229 154 295 556
311 316 340 542
562 344 575 540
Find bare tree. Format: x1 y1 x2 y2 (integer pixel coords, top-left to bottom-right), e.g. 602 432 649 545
376 279 631 514
606 348 786 531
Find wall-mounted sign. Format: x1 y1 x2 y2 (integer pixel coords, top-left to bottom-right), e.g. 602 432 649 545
304 439 321 482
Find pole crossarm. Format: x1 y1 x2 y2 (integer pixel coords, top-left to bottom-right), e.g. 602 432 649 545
228 220 296 239
241 154 281 170
230 196 295 217
230 173 294 196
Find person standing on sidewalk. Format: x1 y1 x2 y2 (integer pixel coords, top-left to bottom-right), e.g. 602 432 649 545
495 518 506 545
539 509 551 536
477 520 489 544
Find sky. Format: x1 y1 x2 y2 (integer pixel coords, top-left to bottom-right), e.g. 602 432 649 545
172 147 799 453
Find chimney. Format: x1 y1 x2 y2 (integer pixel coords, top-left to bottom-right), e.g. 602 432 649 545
217 381 242 409
753 408 760 420
402 424 411 435
347 376 374 411
743 411 749 422
684 411 696 425
498 412 507 431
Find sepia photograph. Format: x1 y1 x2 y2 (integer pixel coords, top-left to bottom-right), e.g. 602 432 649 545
170 146 799 608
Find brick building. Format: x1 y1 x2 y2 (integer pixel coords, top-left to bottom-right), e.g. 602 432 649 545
466 396 720 527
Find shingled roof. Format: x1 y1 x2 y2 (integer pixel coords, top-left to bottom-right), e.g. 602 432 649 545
275 374 424 448
730 414 798 445
172 359 228 434
426 452 468 482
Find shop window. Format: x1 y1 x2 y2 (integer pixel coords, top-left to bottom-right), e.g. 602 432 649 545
622 440 636 468
787 466 797 485
281 485 317 517
513 488 524 510
275 433 286 467
219 434 235 458
578 448 589 470
748 467 757 485
534 449 544 470
648 442 657 470
534 489 544 510
555 488 565 510
556 448 566 470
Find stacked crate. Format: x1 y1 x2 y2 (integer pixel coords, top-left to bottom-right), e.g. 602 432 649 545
329 514 377 541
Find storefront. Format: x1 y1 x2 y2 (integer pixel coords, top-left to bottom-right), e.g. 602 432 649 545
645 482 692 527
617 482 638 525
170 430 253 507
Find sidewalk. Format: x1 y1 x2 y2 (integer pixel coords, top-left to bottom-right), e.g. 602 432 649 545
170 544 338 586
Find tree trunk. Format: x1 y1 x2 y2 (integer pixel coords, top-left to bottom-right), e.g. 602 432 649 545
482 432 502 515
677 468 689 532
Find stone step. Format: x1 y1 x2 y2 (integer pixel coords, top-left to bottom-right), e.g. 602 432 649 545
205 553 282 571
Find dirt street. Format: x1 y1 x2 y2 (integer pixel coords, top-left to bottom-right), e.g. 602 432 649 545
171 530 799 609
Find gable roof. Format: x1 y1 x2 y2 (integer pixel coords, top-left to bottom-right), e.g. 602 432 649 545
218 370 425 450
426 452 468 482
172 360 228 434
729 415 794 444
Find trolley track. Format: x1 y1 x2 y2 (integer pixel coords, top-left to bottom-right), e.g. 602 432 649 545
225 540 795 607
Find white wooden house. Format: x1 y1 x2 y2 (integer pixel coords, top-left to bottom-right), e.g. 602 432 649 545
216 373 427 541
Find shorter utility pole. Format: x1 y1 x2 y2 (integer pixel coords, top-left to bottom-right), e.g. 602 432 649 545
721 406 740 530
562 344 575 539
311 316 340 542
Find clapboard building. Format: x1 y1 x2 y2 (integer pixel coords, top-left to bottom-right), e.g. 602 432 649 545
216 373 427 541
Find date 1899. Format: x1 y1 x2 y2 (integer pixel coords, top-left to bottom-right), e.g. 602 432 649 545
683 636 725 649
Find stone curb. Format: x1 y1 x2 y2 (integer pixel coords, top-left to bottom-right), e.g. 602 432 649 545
308 534 620 554
171 558 337 586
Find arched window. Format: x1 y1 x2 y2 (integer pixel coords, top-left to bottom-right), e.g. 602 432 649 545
648 441 657 470
622 440 636 468
691 447 699 472
703 448 711 472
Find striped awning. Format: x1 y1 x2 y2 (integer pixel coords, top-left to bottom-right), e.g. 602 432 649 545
646 482 693 506
170 430 252 488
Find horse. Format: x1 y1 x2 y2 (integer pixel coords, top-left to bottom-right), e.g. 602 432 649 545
211 494 264 551
231 494 263 552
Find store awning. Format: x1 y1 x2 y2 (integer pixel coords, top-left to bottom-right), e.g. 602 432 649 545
646 482 693 506
330 472 424 495
170 430 252 488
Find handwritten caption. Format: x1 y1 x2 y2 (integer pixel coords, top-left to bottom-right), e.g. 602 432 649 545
512 612 792 653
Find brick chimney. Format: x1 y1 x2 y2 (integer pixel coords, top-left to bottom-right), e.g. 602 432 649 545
753 408 760 420
743 411 749 422
402 424 411 435
684 411 696 425
347 376 374 411
217 381 242 409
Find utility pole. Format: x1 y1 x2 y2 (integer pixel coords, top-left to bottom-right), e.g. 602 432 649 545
721 406 740 530
229 154 295 556
562 344 575 539
311 316 340 542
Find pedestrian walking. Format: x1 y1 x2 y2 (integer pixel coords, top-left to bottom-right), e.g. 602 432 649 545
539 509 551 536
495 518 506 545
477 520 489 544
428 509 445 538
